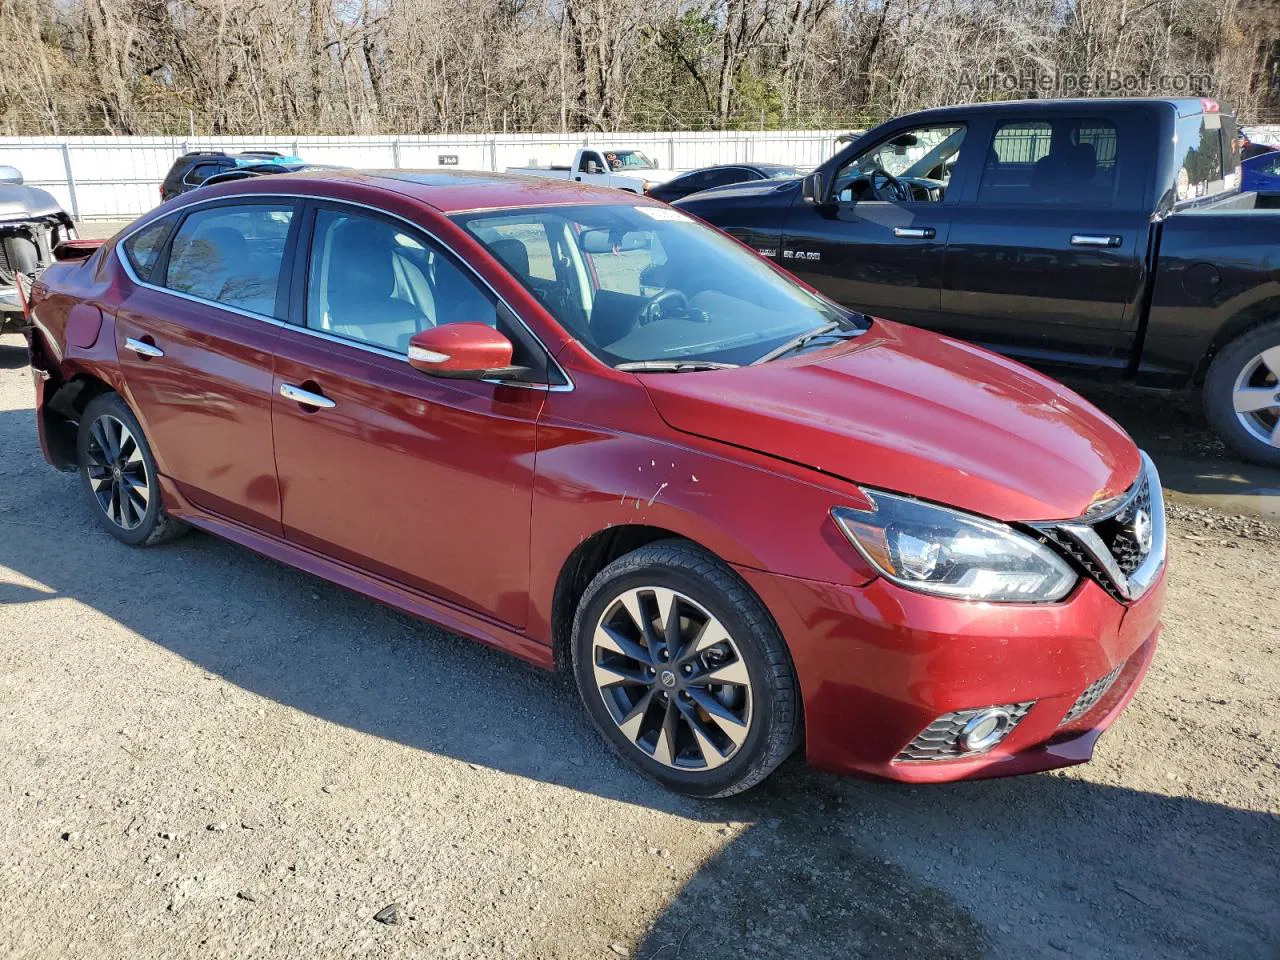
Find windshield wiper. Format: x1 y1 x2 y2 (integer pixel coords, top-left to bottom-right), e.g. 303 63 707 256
752 322 863 365
615 360 740 373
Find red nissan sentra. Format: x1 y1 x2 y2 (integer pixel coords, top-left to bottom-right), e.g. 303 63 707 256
23 171 1166 796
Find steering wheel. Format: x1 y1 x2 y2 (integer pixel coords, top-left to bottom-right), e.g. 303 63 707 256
636 289 690 327
868 167 912 202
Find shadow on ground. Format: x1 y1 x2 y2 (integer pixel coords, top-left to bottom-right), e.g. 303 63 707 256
1 406 1277 958
0 337 29 370
1070 380 1280 518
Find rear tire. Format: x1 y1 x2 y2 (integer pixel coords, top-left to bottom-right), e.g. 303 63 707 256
571 540 800 798
76 392 188 546
1204 321 1280 468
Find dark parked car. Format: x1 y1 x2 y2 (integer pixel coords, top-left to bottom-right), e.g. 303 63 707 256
677 98 1280 466
158 150 305 202
199 162 341 189
645 163 802 203
23 171 1164 796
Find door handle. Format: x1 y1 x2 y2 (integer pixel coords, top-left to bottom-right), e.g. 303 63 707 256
124 337 164 358
893 227 936 239
1071 234 1122 247
279 383 336 409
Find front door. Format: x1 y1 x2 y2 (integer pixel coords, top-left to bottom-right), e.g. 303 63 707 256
115 199 297 534
269 203 544 628
781 123 969 328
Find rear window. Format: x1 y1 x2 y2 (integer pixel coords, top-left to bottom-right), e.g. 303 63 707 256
978 118 1120 205
1174 112 1238 201
120 217 175 282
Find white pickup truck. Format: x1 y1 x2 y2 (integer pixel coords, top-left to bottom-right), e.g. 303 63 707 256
505 148 682 193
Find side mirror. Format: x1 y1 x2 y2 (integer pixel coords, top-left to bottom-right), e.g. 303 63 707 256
407 323 527 380
0 165 23 185
585 160 602 174
802 170 827 204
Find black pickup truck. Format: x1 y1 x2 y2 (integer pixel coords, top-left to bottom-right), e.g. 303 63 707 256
675 98 1280 466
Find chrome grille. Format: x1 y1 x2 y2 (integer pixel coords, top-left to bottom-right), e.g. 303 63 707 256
895 702 1034 762
1034 451 1165 603
1059 664 1124 726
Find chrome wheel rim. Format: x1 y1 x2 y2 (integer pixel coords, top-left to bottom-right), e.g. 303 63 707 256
84 414 150 530
592 587 752 771
1232 346 1280 448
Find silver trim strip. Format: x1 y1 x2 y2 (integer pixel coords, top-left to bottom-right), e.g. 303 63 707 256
279 383 336 409
1037 450 1166 602
124 337 164 358
113 191 574 393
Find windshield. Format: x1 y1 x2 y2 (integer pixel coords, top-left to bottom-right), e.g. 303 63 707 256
605 150 657 171
453 203 860 367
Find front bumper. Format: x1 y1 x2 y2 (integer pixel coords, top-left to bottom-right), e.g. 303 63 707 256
738 562 1166 782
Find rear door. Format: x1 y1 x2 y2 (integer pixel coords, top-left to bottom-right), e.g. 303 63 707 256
114 198 297 533
780 122 971 328
939 112 1151 366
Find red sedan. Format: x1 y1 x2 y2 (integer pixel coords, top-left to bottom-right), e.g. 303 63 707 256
23 171 1166 796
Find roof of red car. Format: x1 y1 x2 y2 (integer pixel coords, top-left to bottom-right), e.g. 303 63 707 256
275 168 651 214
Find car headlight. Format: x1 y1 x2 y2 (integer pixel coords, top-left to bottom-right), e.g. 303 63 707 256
832 491 1077 602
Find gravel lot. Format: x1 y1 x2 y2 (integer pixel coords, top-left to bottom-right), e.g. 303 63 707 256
1 319 1278 960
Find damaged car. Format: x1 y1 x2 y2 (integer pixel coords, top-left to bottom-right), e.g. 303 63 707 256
0 164 78 332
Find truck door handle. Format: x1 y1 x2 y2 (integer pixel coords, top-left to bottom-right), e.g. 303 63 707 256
1071 234 1122 247
124 337 164 358
280 383 336 409
893 227 936 239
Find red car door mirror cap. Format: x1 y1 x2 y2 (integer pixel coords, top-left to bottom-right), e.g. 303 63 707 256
408 323 515 379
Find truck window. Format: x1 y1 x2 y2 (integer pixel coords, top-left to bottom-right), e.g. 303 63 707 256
578 152 605 173
1173 111 1239 201
978 118 1119 205
832 125 965 203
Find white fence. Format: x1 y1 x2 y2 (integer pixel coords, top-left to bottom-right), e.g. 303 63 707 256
8 124 1278 223
0 130 852 222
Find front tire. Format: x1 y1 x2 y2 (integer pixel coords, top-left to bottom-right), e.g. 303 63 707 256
76 392 187 546
571 540 800 797
1204 321 1280 467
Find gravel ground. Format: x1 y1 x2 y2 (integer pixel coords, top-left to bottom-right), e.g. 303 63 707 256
0 331 1277 960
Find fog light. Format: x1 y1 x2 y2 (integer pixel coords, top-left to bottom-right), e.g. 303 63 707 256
958 708 1012 752
894 701 1034 762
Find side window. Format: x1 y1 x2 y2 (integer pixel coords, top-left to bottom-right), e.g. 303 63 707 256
184 162 226 186
833 125 965 202
120 217 175 282
306 209 497 354
702 168 744 190
579 152 603 173
979 118 1120 205
164 203 294 317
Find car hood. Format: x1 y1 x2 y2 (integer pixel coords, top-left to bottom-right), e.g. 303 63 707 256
0 183 66 221
675 177 800 207
637 320 1141 522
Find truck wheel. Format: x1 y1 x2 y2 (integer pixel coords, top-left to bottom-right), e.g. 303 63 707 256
1204 321 1280 467
571 540 801 797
